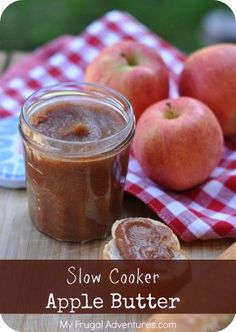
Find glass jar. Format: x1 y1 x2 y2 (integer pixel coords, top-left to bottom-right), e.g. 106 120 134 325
19 82 135 242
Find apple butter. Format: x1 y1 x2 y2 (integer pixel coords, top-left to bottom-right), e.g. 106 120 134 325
19 83 135 242
115 218 175 259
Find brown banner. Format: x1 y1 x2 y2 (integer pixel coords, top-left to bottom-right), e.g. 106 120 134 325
0 260 235 314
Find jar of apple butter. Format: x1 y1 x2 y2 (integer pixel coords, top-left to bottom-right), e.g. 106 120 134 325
19 83 135 242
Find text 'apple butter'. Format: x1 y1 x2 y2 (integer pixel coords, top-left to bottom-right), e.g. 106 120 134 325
19 83 135 242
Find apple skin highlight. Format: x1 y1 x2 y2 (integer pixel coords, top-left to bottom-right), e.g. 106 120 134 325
133 97 224 191
85 40 169 121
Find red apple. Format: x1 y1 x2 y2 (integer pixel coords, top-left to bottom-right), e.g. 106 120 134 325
85 40 169 120
133 97 223 191
179 44 236 136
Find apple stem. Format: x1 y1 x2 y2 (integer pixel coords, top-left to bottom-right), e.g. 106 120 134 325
120 52 137 66
165 102 179 119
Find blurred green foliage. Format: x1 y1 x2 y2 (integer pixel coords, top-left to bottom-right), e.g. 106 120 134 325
0 0 227 52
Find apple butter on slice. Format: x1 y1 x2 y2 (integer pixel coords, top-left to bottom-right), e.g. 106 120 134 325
103 217 187 260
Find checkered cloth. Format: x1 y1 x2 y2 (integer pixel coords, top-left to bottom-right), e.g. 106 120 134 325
0 10 236 242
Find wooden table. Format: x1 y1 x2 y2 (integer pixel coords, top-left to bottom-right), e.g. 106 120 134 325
0 51 234 331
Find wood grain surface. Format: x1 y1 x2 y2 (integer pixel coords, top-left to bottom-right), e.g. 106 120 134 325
0 52 7 72
0 51 234 332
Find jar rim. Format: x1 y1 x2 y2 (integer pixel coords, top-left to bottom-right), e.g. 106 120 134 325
20 82 135 157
